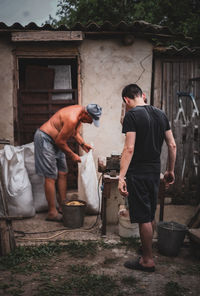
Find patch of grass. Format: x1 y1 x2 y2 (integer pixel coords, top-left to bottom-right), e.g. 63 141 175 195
121 275 138 286
64 240 98 258
0 282 10 289
176 264 200 276
38 271 52 282
0 280 24 296
120 237 141 250
0 242 65 271
165 281 189 296
68 264 93 274
0 240 98 274
134 287 146 294
35 273 118 296
9 288 25 296
103 257 119 265
98 239 121 249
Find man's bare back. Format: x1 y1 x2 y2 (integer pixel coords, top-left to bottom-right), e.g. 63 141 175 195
40 105 93 162
40 105 84 139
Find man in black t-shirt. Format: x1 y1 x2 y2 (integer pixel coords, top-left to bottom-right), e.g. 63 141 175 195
118 84 176 272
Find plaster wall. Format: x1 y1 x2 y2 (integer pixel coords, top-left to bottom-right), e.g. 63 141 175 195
79 39 153 164
0 38 14 144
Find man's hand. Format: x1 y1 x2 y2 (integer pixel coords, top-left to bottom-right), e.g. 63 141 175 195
71 153 81 163
81 143 93 153
164 171 175 189
118 178 129 197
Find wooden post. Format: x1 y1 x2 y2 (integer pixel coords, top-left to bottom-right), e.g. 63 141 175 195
0 167 16 256
173 120 183 195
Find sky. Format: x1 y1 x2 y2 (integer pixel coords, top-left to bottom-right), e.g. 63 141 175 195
0 0 60 26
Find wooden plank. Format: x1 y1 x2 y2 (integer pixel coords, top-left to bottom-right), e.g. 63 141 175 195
173 120 183 193
12 31 83 42
21 89 77 93
152 59 162 108
0 220 11 256
172 62 180 123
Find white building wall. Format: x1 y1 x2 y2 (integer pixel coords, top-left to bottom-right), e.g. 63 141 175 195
79 39 153 164
0 37 14 145
0 36 153 167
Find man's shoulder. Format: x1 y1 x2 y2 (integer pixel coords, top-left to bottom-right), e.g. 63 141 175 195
146 105 167 116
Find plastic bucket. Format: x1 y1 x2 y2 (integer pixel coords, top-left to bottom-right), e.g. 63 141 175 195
157 221 187 256
62 199 87 228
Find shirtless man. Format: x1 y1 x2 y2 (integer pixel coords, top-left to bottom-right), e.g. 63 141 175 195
34 104 102 221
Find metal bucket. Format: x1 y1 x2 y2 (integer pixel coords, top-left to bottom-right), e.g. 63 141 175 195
62 199 87 228
157 221 187 256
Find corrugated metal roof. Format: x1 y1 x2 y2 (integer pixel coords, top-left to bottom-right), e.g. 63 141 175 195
0 20 186 39
154 46 200 56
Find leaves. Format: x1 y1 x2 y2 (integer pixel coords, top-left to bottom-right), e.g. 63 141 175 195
44 0 200 46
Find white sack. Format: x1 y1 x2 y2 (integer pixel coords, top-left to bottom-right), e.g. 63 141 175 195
23 143 48 212
0 145 35 217
78 150 101 214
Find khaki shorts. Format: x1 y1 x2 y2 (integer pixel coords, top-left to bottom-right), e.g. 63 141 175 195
34 129 68 179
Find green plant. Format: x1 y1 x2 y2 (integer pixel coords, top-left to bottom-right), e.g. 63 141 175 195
35 272 117 296
165 281 189 296
68 264 93 274
121 275 138 286
103 257 119 265
120 237 141 250
176 264 200 276
64 240 98 257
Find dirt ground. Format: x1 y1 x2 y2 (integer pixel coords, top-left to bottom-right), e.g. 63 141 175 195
0 205 200 296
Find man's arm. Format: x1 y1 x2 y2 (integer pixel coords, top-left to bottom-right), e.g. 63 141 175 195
118 132 136 196
164 129 177 185
72 123 93 153
55 124 81 163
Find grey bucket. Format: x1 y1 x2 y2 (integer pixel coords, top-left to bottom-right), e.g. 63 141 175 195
62 199 87 228
157 221 187 256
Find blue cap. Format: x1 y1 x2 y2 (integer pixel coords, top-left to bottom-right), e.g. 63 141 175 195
86 104 102 127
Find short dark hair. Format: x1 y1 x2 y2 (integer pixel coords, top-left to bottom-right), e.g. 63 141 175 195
122 84 143 101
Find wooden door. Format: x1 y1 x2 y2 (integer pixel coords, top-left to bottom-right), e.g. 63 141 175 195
16 58 78 189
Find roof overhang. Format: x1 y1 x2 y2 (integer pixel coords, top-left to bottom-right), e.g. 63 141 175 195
11 31 83 42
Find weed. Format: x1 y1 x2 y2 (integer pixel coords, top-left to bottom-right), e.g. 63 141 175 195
165 281 189 296
121 275 138 286
35 273 117 296
176 264 200 276
120 237 141 250
0 282 10 289
64 240 98 257
134 287 146 294
98 240 121 249
0 240 98 274
0 242 64 271
9 288 24 296
68 264 93 274
103 257 119 265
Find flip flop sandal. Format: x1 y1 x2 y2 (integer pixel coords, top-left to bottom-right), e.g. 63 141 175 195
124 258 155 272
45 213 63 222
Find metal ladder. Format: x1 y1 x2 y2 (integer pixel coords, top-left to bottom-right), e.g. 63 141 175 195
174 92 199 179
174 92 199 125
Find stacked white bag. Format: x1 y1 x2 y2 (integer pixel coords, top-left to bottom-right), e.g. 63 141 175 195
23 143 48 212
0 145 35 217
0 143 48 217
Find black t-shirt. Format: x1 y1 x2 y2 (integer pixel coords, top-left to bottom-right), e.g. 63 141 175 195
122 105 170 173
